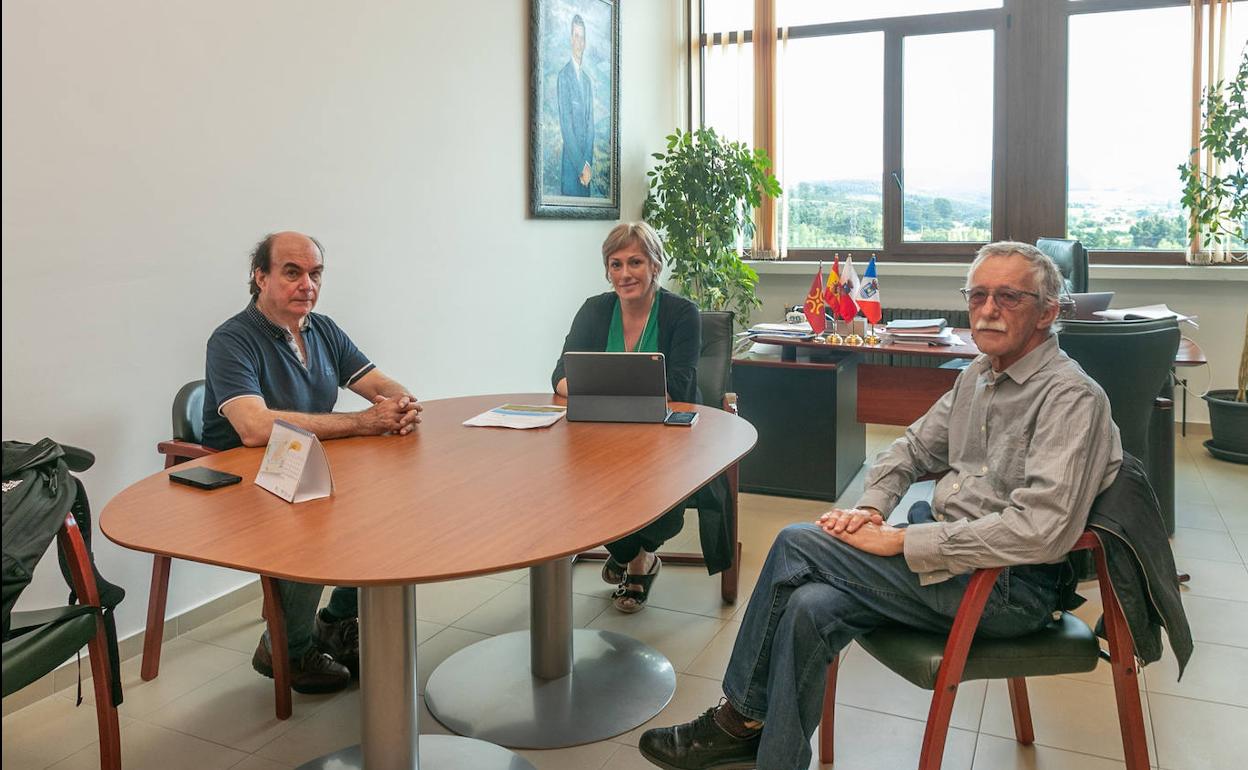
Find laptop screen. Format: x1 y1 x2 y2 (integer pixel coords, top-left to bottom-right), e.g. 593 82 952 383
564 352 666 397
1067 292 1115 321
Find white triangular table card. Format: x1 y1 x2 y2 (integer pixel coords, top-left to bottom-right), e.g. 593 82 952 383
255 419 333 503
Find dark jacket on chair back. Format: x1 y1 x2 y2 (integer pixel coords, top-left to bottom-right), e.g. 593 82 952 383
1086 453 1192 677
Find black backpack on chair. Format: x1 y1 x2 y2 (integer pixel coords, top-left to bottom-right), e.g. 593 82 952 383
2 438 125 705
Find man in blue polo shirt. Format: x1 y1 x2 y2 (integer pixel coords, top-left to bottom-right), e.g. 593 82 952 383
203 230 421 694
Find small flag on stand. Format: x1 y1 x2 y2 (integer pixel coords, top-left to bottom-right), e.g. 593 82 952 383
854 257 883 324
838 257 861 322
824 255 843 323
803 265 826 334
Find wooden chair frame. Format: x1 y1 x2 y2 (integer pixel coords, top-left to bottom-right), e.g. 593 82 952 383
146 440 294 718
819 530 1149 770
59 513 123 770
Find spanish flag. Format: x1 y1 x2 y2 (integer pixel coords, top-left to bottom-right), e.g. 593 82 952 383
824 255 842 321
803 265 826 334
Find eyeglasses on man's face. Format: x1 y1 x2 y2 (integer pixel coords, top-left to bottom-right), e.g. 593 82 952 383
959 287 1041 310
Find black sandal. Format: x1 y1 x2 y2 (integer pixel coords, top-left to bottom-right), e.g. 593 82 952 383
612 555 661 613
601 555 625 585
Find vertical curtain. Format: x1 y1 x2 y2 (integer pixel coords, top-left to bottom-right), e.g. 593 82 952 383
703 27 754 256
1189 0 1237 263
777 26 790 260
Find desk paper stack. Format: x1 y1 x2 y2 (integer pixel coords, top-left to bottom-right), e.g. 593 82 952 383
884 318 955 344
746 321 815 338
884 318 947 334
463 404 567 429
1094 304 1199 329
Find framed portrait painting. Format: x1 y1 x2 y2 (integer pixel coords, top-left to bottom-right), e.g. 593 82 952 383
530 0 620 219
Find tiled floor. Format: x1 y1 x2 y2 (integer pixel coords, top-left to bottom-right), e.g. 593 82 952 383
3 426 1245 770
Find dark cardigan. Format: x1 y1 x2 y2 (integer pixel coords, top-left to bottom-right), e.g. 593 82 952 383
1087 453 1193 676
550 288 701 402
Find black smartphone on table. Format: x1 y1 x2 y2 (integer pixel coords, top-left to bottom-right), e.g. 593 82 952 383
663 411 698 427
169 466 243 490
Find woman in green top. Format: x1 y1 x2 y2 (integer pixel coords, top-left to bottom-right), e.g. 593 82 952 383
552 222 701 612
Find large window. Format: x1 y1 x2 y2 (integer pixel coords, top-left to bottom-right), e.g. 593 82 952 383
781 33 884 250
1068 4 1247 252
902 30 994 243
698 0 1244 264
700 0 1003 260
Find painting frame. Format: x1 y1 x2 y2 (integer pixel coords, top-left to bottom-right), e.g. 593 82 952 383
529 0 620 219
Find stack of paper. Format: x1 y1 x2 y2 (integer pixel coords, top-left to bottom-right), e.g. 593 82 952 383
887 326 959 345
747 321 814 338
463 404 567 429
884 318 947 335
1094 304 1199 329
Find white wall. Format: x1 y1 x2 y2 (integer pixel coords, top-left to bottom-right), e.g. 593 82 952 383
1 0 687 639
752 266 1248 425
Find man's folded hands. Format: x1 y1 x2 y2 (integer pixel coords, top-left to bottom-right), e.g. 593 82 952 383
817 508 905 556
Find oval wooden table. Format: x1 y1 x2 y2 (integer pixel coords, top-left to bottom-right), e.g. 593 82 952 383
101 393 757 768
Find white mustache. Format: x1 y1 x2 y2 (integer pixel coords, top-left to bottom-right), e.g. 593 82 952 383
974 321 1007 332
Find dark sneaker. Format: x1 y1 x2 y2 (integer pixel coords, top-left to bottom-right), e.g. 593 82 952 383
315 609 360 677
639 706 761 770
251 632 350 694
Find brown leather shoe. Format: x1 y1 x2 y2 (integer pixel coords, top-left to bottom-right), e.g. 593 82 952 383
252 632 350 694
315 609 360 678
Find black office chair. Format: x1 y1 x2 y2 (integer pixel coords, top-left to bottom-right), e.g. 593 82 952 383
1036 238 1089 293
577 311 744 602
145 380 296 719
1058 318 1181 533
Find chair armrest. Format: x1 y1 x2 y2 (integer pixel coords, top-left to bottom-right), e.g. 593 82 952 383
1071 531 1100 552
721 392 738 416
57 514 101 608
1154 397 1172 410
157 440 216 464
931 565 1004 691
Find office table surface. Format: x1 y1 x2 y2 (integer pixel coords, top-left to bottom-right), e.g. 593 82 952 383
748 329 1207 365
101 393 757 586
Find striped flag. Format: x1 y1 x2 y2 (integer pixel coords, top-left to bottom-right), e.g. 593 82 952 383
823 255 842 324
838 257 861 322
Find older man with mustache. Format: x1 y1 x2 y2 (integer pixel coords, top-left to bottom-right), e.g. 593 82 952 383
639 242 1123 770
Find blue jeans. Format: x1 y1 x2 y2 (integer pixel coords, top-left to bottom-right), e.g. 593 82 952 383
721 503 1060 770
275 581 357 657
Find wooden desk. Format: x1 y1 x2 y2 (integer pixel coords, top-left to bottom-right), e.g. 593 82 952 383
102 393 756 766
746 330 1206 426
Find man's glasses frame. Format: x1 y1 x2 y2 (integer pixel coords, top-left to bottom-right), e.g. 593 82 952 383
959 287 1042 310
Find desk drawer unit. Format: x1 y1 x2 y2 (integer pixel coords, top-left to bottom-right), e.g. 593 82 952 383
732 355 865 501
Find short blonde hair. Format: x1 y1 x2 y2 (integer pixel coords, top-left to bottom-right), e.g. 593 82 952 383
601 222 666 278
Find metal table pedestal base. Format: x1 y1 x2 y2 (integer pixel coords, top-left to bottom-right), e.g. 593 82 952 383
425 628 676 748
294 735 535 769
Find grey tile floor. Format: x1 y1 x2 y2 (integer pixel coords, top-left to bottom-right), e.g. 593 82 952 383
3 426 1245 769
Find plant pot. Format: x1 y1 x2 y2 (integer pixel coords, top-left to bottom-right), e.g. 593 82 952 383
1203 389 1248 462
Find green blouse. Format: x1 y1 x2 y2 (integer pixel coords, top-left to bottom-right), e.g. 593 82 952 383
606 294 661 352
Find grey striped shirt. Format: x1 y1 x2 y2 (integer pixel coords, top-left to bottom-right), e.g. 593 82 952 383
857 334 1123 586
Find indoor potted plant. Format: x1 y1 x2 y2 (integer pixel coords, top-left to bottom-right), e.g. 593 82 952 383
1201 313 1248 463
1179 47 1247 461
1179 47 1247 264
643 127 781 327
